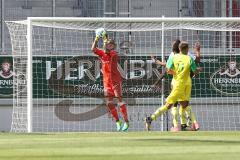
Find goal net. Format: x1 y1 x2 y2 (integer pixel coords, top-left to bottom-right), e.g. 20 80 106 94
6 17 240 132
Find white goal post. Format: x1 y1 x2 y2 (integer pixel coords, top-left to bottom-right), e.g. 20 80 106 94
6 17 240 132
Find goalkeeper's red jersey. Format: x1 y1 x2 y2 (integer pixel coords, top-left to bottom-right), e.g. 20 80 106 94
93 48 122 84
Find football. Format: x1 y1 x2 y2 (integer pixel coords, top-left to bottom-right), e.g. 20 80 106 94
95 27 107 38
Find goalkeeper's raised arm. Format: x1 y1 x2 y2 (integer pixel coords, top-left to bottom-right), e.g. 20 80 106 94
91 28 108 55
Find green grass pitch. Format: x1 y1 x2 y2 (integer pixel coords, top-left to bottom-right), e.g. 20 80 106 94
0 131 240 160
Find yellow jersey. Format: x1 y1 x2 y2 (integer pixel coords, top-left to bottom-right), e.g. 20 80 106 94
166 53 197 85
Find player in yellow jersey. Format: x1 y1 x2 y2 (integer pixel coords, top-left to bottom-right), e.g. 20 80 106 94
145 41 201 131
151 40 201 131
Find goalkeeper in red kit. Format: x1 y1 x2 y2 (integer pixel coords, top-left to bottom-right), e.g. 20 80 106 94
91 28 129 131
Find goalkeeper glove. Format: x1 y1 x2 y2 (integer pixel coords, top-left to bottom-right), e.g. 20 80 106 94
95 35 100 42
103 34 108 43
95 28 107 37
95 28 107 42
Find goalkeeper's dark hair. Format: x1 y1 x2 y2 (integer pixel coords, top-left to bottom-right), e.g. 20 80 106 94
172 39 181 53
107 39 116 45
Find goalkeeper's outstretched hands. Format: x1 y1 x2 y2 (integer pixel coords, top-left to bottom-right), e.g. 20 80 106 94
92 28 108 52
95 28 108 42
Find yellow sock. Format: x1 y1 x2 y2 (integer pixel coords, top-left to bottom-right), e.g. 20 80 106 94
179 106 187 125
185 106 197 123
171 107 178 127
151 105 168 120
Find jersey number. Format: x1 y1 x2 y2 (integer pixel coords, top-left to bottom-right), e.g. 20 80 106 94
177 62 184 72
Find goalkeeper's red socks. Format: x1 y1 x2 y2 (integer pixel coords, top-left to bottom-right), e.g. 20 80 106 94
107 102 129 123
108 103 119 122
119 102 129 122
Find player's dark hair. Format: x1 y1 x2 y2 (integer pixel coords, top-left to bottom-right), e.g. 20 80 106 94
172 39 181 53
107 39 116 45
179 41 189 54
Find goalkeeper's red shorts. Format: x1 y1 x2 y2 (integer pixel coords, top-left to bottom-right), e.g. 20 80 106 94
104 82 123 98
